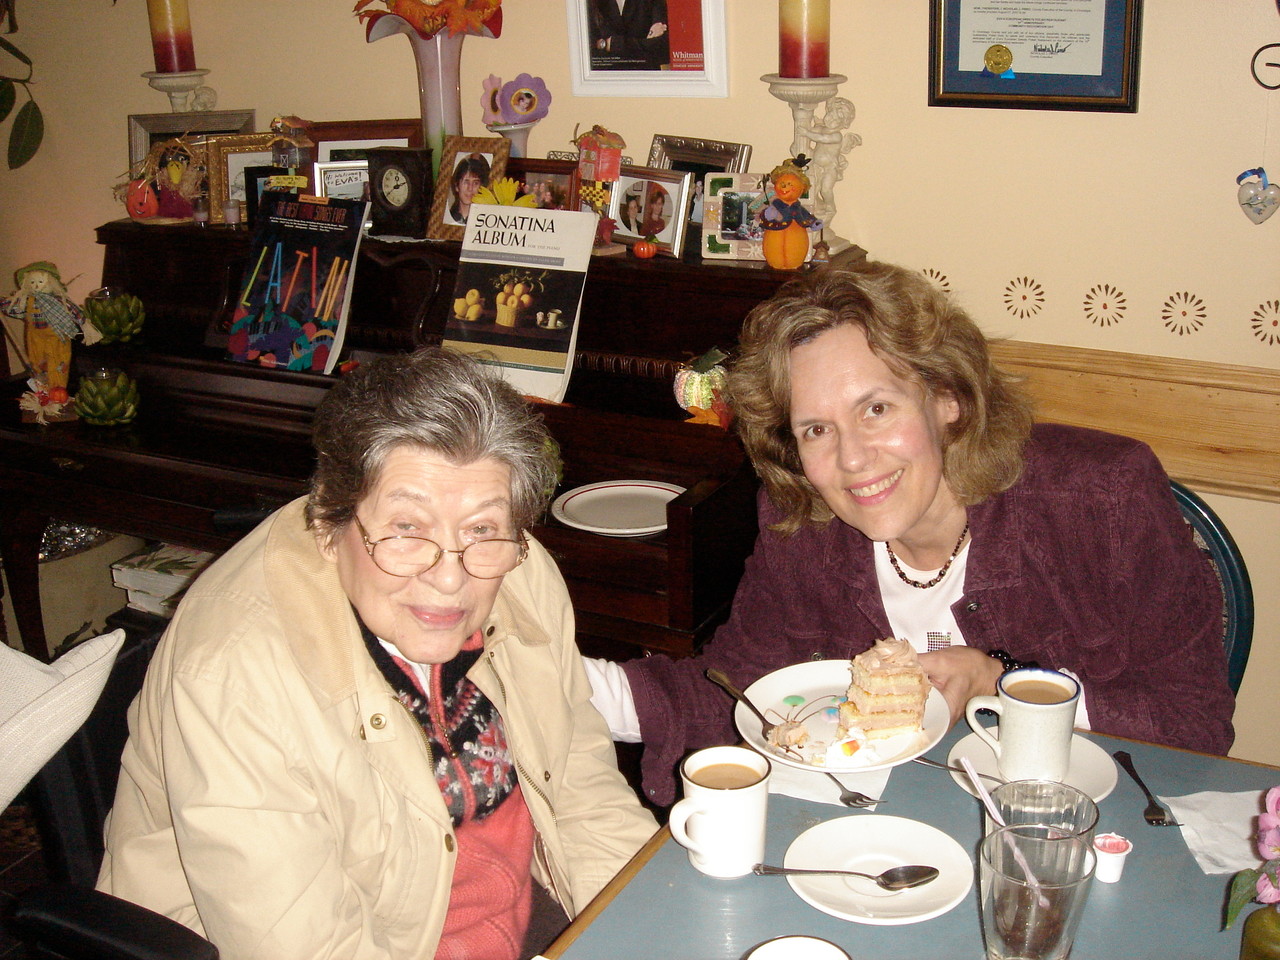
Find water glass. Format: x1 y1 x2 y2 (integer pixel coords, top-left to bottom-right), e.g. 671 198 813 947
986 780 1099 842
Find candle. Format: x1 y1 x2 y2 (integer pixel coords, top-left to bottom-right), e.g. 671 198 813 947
779 0 830 79
146 0 196 74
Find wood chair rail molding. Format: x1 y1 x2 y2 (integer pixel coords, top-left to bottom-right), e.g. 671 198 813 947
991 340 1280 504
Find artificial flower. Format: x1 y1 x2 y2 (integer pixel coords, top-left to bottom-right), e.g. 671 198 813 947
1226 785 1280 926
498 74 551 124
481 74 504 125
354 0 502 41
473 177 537 208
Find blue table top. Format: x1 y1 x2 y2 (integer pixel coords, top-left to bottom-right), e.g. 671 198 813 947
550 727 1277 960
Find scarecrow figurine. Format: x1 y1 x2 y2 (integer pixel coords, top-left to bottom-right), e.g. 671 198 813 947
1 261 101 395
759 158 823 270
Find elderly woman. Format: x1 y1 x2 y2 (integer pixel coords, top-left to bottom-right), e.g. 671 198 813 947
586 262 1234 806
99 349 657 959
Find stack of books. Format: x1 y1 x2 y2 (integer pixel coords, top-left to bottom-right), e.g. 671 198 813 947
110 542 215 618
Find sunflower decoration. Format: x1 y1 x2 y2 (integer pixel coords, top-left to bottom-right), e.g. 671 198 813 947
353 0 503 40
472 177 538 208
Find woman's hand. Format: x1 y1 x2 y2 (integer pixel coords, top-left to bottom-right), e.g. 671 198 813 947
917 646 1003 727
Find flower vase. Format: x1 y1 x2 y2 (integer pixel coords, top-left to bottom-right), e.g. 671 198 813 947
1243 906 1280 960
486 120 540 159
366 17 464 179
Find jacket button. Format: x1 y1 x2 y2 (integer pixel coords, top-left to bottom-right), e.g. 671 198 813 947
486 625 495 637
445 835 455 852
808 652 824 661
966 601 980 612
543 770 551 782
369 713 387 730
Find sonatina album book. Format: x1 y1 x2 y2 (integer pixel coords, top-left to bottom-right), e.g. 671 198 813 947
226 193 369 374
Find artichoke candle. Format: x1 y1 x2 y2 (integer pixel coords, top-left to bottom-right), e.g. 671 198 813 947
779 0 830 79
146 0 196 74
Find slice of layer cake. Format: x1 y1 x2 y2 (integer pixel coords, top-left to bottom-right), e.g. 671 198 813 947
837 637 929 740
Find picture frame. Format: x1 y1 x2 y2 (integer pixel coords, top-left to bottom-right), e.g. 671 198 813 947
206 133 276 223
608 165 694 256
243 164 292 226
506 158 577 210
699 171 822 262
127 109 255 167
929 0 1143 112
313 160 370 201
565 0 728 98
647 134 752 223
427 136 512 241
308 118 424 161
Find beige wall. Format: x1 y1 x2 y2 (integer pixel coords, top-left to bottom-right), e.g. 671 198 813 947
1 1 1275 763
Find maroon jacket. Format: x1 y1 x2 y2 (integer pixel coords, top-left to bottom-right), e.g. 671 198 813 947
624 424 1234 805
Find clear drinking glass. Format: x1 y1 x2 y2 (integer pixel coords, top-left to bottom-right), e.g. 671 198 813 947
987 780 1099 842
980 823 1096 960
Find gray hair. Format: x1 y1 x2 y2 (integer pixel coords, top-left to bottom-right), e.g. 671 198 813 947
305 347 557 541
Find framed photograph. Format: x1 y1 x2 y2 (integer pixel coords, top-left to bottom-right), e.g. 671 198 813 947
313 160 370 201
700 171 822 262
565 0 728 97
647 134 751 223
428 136 511 241
608 165 694 256
243 165 292 226
127 109 255 167
507 158 577 210
206 133 276 223
929 0 1143 112
308 118 424 161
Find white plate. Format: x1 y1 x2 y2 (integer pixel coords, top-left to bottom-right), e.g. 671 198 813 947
783 815 973 925
550 480 685 537
736 660 949 774
946 732 1118 802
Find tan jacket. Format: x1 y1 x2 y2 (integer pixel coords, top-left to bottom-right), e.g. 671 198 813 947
98 498 657 959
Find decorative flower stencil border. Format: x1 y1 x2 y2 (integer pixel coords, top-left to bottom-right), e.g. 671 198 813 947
1083 283 1126 327
1250 300 1280 346
1162 291 1207 336
1003 277 1045 319
921 268 951 296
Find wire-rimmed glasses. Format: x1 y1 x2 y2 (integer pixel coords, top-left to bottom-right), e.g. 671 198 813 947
354 517 527 580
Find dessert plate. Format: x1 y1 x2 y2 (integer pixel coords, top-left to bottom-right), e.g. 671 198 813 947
946 732 1118 802
735 660 948 774
782 815 972 925
550 480 685 537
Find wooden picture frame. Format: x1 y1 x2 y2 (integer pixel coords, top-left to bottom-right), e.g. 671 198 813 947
565 0 728 97
929 0 1143 112
608 165 694 256
427 136 511 241
313 160 370 201
127 109 255 167
308 118 424 160
506 158 577 210
206 133 276 223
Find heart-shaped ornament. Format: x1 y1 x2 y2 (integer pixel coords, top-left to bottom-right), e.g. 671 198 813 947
1238 179 1280 224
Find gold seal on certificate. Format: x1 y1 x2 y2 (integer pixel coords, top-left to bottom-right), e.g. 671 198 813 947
984 44 1013 75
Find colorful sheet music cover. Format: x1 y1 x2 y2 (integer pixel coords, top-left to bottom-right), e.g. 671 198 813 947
442 207 597 403
226 193 368 374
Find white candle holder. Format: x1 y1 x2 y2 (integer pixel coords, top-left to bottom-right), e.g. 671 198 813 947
761 72 860 255
142 68 217 112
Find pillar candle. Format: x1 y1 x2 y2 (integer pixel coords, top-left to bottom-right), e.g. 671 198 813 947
146 0 196 74
779 0 830 79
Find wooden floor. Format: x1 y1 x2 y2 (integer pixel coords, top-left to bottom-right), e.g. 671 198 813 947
0 800 46 957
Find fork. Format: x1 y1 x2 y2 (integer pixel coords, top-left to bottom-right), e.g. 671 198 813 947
705 669 777 742
824 772 879 808
1113 750 1182 826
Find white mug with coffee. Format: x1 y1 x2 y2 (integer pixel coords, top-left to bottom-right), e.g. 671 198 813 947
668 745 771 878
965 667 1079 781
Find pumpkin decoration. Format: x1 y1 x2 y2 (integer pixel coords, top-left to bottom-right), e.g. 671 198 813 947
126 179 160 220
674 346 729 412
632 235 658 259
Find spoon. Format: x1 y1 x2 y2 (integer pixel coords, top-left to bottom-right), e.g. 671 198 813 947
911 756 1005 783
706 668 777 742
753 862 940 890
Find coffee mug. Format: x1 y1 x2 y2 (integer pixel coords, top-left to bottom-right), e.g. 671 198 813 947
965 667 1079 781
668 745 771 878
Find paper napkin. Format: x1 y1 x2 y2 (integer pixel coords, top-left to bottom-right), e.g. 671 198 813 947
1160 789 1267 874
767 762 892 810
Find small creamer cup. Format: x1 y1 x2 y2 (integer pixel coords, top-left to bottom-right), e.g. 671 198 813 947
668 745 770 878
966 668 1079 782
1092 833 1132 883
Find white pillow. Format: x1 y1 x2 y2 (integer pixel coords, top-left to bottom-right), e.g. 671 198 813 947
0 629 127 809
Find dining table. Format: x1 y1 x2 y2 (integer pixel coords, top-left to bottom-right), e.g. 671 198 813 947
544 724 1278 959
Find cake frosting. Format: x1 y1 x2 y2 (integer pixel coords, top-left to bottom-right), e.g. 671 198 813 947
837 637 929 740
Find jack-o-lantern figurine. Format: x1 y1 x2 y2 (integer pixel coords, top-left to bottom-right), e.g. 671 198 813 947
760 158 822 270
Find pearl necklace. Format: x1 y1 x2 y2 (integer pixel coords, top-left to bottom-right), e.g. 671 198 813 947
885 520 970 590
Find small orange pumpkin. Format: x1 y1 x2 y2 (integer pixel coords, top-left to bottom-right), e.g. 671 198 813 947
632 236 658 259
126 179 159 219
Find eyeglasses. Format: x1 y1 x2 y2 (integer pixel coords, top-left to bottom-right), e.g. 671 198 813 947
354 517 527 580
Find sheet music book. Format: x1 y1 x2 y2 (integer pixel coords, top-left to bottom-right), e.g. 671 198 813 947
226 193 369 374
442 207 598 403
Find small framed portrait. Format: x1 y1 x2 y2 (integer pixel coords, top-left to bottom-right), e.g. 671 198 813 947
428 136 511 241
647 134 752 223
506 158 576 210
206 132 276 223
608 165 694 256
313 160 370 201
700 171 822 262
